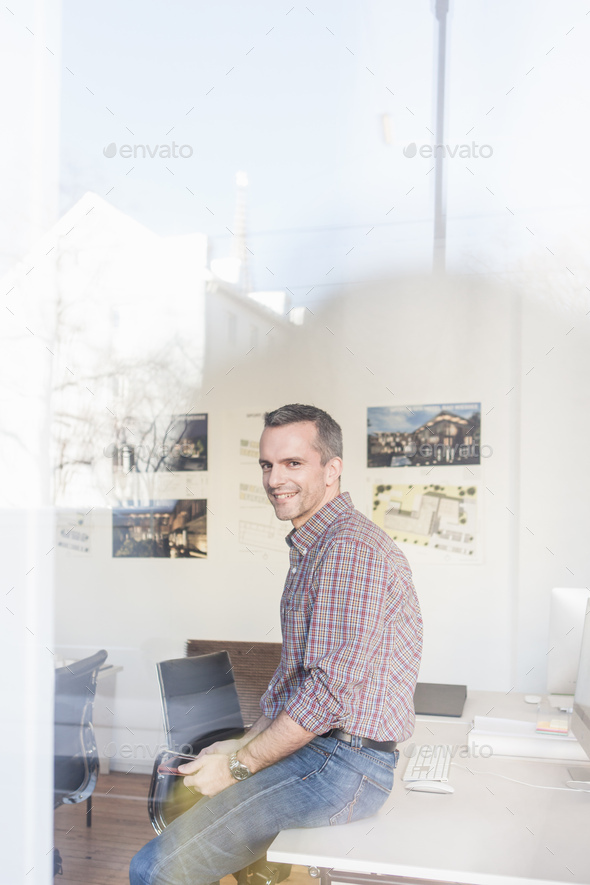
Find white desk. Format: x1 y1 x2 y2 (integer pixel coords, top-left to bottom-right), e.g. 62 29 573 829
268 692 590 885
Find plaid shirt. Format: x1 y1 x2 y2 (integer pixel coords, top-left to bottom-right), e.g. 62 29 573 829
260 492 423 742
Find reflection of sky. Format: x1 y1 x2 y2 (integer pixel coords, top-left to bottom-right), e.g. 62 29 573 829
59 0 590 306
368 403 480 433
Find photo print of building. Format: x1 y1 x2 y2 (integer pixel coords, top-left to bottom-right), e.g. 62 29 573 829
163 414 208 471
111 414 208 476
112 498 207 558
367 403 481 468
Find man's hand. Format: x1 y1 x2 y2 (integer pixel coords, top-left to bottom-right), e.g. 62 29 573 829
177 712 315 794
195 737 245 759
178 753 236 797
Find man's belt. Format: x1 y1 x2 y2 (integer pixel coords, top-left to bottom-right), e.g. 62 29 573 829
321 728 397 753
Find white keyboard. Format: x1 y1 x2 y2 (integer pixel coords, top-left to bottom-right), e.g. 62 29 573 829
402 744 452 782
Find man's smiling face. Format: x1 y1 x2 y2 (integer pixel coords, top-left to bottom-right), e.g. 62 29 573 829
259 421 342 529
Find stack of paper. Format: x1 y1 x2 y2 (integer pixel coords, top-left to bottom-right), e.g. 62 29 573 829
468 716 587 761
536 711 569 735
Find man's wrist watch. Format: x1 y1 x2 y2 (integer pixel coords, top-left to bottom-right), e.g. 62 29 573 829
228 752 253 781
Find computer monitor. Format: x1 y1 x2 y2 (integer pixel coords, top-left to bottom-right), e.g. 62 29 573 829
548 587 590 695
570 596 590 764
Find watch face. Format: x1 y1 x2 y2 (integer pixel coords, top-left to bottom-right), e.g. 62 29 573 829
229 754 251 780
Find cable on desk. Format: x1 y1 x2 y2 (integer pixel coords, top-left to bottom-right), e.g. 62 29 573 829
451 763 590 792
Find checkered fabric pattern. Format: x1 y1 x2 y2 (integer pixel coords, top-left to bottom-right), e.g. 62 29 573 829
260 492 423 742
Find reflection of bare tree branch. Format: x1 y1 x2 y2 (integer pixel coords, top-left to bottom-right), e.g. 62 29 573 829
0 426 34 454
111 357 196 475
49 238 201 505
54 459 93 470
149 417 176 474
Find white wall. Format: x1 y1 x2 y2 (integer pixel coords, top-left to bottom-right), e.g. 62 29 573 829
55 273 590 771
255 276 519 690
516 280 590 692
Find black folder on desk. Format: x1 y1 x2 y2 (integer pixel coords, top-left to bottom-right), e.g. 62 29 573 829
413 682 467 717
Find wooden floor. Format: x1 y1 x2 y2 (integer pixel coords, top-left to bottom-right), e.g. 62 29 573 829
54 771 311 885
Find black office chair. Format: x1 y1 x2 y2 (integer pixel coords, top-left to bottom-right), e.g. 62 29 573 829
148 651 245 834
148 651 291 885
54 649 108 827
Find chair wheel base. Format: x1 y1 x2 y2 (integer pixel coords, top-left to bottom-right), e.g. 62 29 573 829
234 859 292 885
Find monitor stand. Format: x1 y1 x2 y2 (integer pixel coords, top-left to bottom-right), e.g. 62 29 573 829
567 766 590 789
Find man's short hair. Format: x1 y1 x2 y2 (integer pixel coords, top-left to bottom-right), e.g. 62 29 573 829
263 404 343 465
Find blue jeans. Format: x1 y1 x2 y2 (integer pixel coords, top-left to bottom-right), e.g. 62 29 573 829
130 736 398 885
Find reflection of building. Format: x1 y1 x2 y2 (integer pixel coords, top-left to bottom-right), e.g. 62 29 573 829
6 172 304 506
203 171 302 382
204 274 293 382
4 185 302 506
29 192 211 505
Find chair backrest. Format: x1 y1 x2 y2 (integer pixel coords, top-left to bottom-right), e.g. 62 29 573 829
157 651 245 754
185 640 282 727
54 649 108 807
149 651 246 834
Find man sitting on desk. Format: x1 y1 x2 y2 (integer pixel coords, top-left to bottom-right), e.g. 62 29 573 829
130 403 423 885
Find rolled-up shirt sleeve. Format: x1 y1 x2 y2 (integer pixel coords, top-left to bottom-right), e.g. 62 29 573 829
283 540 394 734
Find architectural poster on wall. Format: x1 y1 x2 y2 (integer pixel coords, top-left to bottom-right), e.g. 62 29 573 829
56 509 92 555
110 413 208 476
141 469 208 503
236 411 290 558
239 414 262 465
367 403 481 468
371 482 480 563
109 411 209 507
112 499 207 558
163 414 208 471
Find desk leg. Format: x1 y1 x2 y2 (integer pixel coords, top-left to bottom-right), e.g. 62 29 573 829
320 869 333 885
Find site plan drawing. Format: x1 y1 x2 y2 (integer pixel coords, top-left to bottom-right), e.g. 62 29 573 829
371 482 480 563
